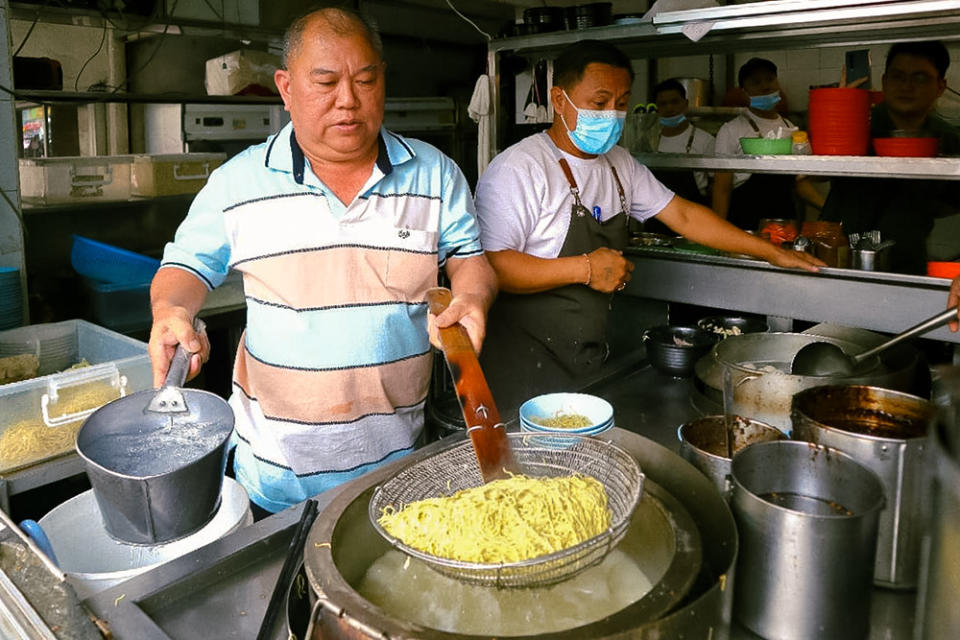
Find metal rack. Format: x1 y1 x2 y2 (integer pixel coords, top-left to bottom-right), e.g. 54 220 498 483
485 0 960 162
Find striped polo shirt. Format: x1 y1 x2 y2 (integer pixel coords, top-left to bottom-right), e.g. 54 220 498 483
160 122 483 512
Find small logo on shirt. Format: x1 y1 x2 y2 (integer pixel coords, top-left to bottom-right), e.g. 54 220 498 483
398 229 411 239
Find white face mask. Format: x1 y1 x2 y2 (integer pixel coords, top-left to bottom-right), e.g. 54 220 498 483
559 90 626 155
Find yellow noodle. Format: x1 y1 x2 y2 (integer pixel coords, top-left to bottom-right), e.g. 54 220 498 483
530 413 593 429
0 383 119 469
378 474 611 564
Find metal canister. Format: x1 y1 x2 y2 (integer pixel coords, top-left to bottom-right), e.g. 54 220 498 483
916 367 960 639
731 440 884 640
677 415 785 496
791 385 936 589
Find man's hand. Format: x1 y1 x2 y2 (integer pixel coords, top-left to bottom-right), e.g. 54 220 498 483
949 275 960 332
587 247 635 293
766 247 825 273
148 306 210 387
428 291 489 355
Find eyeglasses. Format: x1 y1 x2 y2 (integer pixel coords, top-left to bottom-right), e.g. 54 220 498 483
885 71 937 87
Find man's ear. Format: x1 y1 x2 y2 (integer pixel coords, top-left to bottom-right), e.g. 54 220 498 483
275 69 292 109
549 85 565 108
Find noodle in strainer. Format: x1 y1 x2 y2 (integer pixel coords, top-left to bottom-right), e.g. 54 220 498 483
369 433 643 589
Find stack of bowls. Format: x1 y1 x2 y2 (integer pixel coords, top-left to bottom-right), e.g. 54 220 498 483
519 392 614 439
809 88 870 155
0 267 23 330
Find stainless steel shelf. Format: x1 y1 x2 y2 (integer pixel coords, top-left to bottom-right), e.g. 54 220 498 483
622 247 960 345
489 0 960 57
632 152 960 180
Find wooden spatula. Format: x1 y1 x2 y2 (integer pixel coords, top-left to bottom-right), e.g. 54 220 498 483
426 287 516 483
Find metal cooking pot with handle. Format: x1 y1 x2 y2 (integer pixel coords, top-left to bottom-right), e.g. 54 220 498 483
76 333 235 544
698 332 926 433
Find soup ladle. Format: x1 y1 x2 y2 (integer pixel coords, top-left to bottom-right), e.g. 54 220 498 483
791 305 958 377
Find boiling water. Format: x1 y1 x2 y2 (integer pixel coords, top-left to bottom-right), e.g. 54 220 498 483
83 421 226 476
357 548 653 636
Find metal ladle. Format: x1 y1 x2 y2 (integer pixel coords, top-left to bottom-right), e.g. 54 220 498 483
791 305 959 377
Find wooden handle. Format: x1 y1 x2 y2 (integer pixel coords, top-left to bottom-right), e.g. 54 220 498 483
426 287 514 482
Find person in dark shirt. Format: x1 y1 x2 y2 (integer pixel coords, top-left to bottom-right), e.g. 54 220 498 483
821 41 960 275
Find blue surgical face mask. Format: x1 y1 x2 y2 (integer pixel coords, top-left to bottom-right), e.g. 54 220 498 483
559 90 626 155
659 113 687 128
749 91 782 111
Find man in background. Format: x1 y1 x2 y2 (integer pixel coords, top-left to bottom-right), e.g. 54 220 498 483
822 41 960 275
713 58 824 231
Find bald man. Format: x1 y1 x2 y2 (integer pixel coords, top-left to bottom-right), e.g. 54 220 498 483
148 7 496 514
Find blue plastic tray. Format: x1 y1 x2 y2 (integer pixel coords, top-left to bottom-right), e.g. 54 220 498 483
71 235 160 286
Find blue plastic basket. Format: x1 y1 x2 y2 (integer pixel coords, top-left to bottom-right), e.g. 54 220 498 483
71 235 161 285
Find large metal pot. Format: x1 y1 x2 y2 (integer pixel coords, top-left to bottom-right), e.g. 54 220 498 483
731 441 885 640
302 429 738 639
674 78 709 107
698 332 926 433
916 367 960 638
76 343 235 545
792 385 936 589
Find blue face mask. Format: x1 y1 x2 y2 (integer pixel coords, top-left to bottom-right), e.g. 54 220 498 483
560 90 626 155
749 91 781 111
659 114 687 128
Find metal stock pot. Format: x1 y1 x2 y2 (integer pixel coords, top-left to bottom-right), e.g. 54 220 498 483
696 332 927 433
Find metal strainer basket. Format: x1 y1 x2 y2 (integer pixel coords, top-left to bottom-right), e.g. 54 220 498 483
368 432 644 588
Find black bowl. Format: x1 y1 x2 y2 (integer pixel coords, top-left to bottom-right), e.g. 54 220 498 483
697 315 769 338
643 325 719 378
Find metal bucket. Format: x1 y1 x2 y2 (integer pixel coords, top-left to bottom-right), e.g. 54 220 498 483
916 367 960 638
76 383 235 544
792 385 936 589
678 415 786 496
731 440 885 640
38 477 251 600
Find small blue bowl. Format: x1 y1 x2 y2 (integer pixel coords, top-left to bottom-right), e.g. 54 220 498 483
519 393 614 435
71 235 161 286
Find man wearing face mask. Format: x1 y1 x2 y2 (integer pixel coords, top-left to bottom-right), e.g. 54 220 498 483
713 58 824 231
652 78 716 206
475 41 823 415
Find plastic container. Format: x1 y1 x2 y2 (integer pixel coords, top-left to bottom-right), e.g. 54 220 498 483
927 261 960 279
131 153 226 196
791 130 812 155
808 88 870 155
71 235 161 285
873 137 940 158
0 320 151 473
18 155 133 203
81 278 152 333
739 137 793 155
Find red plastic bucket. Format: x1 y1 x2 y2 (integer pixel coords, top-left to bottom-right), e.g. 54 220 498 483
809 88 870 155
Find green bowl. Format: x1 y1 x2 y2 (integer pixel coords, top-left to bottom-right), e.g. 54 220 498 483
739 137 793 155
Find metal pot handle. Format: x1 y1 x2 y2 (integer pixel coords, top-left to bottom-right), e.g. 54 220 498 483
163 318 207 388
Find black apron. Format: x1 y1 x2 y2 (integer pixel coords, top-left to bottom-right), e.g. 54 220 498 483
480 137 630 416
727 114 797 232
652 125 704 204
648 126 704 235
